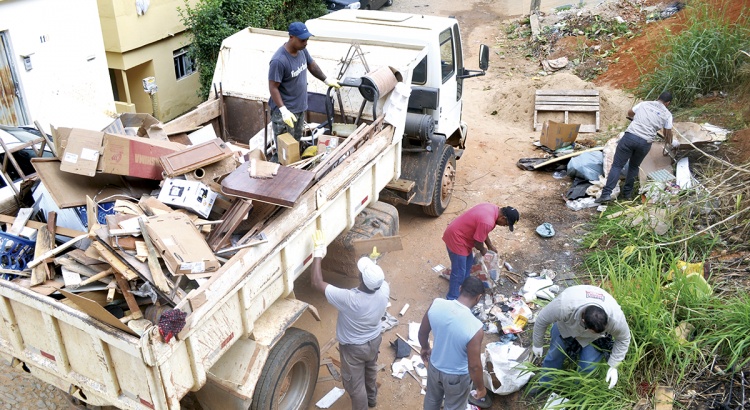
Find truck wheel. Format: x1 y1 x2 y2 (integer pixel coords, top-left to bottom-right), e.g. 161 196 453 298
250 328 320 410
422 146 456 217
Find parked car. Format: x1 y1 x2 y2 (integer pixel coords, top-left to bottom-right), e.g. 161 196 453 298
326 0 392 12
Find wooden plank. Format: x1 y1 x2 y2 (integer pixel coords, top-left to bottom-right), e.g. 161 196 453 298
530 146 605 170
90 241 140 281
0 215 86 238
535 89 600 96
385 179 415 193
535 96 599 103
30 227 54 286
162 99 221 135
86 196 98 233
221 161 315 208
8 208 33 236
206 199 253 251
28 233 90 269
535 104 600 112
352 235 403 255
320 337 338 356
112 269 143 320
654 385 674 410
137 218 172 294
160 138 234 177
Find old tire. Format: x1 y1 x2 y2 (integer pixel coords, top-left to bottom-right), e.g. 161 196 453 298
422 145 456 217
250 328 320 410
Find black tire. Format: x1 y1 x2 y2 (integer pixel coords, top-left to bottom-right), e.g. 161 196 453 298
250 328 320 410
384 0 393 6
422 145 456 217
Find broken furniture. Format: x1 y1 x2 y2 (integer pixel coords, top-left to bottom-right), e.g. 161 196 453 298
534 89 600 133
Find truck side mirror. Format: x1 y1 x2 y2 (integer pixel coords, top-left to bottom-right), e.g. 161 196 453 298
479 44 489 71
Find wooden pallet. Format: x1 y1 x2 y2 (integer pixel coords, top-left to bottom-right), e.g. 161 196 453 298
534 89 600 133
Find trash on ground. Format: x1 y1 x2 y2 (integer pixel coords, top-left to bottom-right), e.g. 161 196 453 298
482 342 534 395
536 223 555 238
543 392 570 409
315 387 346 408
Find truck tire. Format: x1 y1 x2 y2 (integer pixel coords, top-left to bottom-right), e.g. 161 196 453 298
250 328 320 410
422 145 456 217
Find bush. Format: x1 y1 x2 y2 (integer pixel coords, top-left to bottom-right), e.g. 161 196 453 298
179 0 327 99
636 0 750 107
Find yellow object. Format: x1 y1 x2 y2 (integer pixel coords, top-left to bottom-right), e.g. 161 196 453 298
369 246 381 260
666 260 712 298
301 145 318 158
313 230 325 248
667 260 705 280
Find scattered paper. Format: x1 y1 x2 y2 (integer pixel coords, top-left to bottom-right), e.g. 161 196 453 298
316 387 346 408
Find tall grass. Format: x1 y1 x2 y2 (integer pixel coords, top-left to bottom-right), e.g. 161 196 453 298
636 1 750 107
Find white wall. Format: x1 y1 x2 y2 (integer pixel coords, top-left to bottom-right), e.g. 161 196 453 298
0 0 116 130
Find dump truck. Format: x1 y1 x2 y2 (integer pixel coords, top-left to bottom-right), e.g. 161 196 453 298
0 10 487 409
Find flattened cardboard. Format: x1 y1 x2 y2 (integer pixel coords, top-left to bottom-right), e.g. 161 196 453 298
103 113 168 141
144 212 220 276
100 133 184 180
540 120 580 150
277 133 300 166
60 129 103 176
59 289 138 336
32 158 139 208
638 143 673 185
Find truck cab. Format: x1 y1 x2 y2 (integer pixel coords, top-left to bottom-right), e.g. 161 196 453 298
306 10 488 216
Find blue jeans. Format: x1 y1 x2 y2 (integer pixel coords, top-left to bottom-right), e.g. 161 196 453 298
601 132 651 198
446 247 474 300
539 324 604 385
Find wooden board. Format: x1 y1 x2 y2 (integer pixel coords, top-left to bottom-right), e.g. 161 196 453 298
0 215 86 238
160 138 234 177
654 385 674 410
352 235 403 255
162 99 220 135
534 89 600 132
221 161 315 208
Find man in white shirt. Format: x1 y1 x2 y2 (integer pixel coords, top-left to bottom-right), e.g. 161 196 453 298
597 91 673 203
311 231 390 409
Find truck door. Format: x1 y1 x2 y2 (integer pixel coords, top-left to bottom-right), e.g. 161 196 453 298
436 25 462 137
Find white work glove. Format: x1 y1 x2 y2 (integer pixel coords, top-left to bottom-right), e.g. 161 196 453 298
279 106 297 128
313 230 326 259
671 138 680 148
324 77 341 89
605 366 618 389
532 346 544 359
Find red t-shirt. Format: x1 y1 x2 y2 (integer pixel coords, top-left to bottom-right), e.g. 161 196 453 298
442 203 499 256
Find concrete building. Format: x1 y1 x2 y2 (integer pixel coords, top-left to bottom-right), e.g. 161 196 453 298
98 0 201 122
0 0 116 130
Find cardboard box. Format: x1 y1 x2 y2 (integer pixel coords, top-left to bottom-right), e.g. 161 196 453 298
144 212 220 276
158 178 217 218
100 133 184 180
102 113 168 141
540 120 580 150
277 133 300 165
59 129 103 176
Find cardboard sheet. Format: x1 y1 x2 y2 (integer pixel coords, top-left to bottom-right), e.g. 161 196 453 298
60 129 104 176
59 289 138 336
100 133 184 180
144 212 220 276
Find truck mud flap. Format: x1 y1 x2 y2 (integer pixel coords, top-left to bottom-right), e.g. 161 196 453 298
393 134 446 206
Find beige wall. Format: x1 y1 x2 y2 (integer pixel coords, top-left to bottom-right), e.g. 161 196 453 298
98 0 195 53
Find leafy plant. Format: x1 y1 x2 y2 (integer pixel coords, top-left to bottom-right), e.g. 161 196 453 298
179 0 327 99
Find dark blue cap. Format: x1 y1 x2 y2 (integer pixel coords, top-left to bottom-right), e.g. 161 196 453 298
288 22 313 40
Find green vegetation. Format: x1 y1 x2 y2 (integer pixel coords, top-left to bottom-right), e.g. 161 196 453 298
179 0 327 99
636 1 750 107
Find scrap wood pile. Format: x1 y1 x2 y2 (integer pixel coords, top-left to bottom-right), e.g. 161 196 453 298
0 111 384 339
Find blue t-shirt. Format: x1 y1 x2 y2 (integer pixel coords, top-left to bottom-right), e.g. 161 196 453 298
428 298 483 374
268 45 313 113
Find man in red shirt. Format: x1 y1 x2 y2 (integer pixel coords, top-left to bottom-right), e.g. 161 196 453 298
442 203 519 299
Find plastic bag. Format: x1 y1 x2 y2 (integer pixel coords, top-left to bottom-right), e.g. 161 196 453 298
472 250 500 287
482 342 534 395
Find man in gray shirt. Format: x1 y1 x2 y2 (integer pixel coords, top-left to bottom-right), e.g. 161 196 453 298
268 22 340 153
531 285 631 391
311 231 389 409
596 91 673 203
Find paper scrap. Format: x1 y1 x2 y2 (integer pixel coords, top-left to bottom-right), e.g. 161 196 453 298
316 387 346 409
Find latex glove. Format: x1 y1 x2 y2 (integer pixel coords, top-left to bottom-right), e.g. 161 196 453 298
605 366 618 389
671 138 680 148
279 106 297 128
313 230 326 259
532 346 544 359
324 77 341 89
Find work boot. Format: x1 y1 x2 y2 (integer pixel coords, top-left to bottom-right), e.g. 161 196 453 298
595 194 612 204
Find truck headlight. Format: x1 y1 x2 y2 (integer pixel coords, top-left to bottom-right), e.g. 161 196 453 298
345 2 361 9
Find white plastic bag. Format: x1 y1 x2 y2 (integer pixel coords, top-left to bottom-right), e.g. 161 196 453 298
482 342 533 395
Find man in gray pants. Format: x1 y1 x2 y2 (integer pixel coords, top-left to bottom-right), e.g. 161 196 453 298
597 91 673 203
311 231 389 409
419 277 490 410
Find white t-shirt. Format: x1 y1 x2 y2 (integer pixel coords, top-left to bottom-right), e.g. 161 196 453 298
625 101 673 143
325 282 390 345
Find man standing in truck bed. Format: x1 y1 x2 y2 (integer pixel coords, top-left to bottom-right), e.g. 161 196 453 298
268 21 340 153
311 231 389 409
442 203 519 300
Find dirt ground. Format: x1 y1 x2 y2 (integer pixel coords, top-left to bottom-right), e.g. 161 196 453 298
293 0 635 409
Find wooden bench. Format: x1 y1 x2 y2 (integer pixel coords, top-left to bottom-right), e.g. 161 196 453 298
534 89 600 133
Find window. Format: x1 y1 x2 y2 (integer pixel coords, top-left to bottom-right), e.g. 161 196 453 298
412 56 427 85
439 28 455 83
173 47 195 80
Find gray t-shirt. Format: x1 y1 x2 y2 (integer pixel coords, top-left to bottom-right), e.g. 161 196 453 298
268 45 313 113
325 282 390 345
625 100 673 143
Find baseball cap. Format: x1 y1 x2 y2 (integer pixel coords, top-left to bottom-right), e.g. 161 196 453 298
288 22 313 40
357 257 384 291
501 206 520 232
